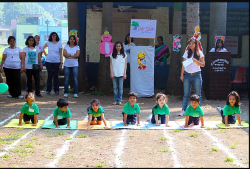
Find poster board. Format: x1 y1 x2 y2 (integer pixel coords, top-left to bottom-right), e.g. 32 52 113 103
130 19 157 39
224 36 238 55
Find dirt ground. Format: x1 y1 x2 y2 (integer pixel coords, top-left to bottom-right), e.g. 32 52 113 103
0 88 249 168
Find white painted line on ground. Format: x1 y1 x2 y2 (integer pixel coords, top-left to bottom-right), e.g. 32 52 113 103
163 130 182 168
0 111 20 126
114 129 127 168
0 113 53 157
203 130 245 168
46 130 79 168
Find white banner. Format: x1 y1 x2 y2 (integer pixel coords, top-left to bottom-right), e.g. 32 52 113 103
130 46 155 97
224 36 238 54
130 19 157 39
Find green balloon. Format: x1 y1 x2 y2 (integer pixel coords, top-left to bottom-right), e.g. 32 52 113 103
0 83 8 93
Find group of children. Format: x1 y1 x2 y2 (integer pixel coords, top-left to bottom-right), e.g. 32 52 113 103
18 91 243 128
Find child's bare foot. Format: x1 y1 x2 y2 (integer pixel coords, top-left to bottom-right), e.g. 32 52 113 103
32 123 37 126
238 124 243 126
118 102 123 106
225 124 230 127
154 124 160 126
55 126 60 128
137 123 141 126
18 123 22 126
165 124 171 127
131 122 135 125
124 123 128 126
184 125 189 128
112 102 117 105
201 126 205 128
66 126 71 128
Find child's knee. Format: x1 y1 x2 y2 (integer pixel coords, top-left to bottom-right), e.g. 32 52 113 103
97 121 102 125
24 121 30 124
90 121 96 125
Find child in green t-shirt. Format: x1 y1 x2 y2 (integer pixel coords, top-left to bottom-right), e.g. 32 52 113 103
217 91 243 127
150 92 170 127
184 94 205 128
87 99 108 129
53 98 72 128
122 92 141 126
19 92 39 126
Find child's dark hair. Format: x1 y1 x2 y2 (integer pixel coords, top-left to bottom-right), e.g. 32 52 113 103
25 36 36 47
67 35 77 45
25 92 35 100
155 92 167 102
187 37 200 61
48 32 60 42
226 91 241 107
128 92 137 99
124 33 134 45
112 41 125 59
7 36 16 44
215 39 224 52
57 98 69 108
190 94 200 102
90 99 100 106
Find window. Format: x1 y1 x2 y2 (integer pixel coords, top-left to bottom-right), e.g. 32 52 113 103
24 33 33 39
0 31 2 36
6 32 10 38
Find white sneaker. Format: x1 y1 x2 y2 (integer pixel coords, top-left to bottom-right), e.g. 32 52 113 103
73 94 78 98
179 110 185 116
18 95 24 99
7 95 12 98
216 106 222 113
64 93 68 97
147 114 152 121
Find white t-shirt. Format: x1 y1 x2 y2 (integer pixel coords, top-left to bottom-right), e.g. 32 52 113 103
209 48 227 52
36 44 43 52
123 42 136 64
183 50 204 73
63 45 80 67
23 46 41 69
110 53 127 77
45 41 62 63
3 47 23 69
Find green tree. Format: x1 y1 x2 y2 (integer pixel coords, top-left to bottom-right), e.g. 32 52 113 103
38 2 67 19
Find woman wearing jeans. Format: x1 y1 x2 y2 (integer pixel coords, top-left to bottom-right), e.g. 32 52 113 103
63 35 80 98
179 37 205 116
43 32 63 94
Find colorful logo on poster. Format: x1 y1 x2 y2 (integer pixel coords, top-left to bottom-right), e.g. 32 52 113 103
173 34 182 52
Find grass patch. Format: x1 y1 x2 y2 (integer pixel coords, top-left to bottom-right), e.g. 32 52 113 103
44 129 51 132
218 129 225 131
213 115 219 117
66 154 74 157
106 138 111 140
11 165 21 168
31 138 38 141
226 136 231 139
206 127 213 130
225 157 235 162
189 133 199 137
199 167 205 168
18 153 30 157
11 148 35 153
1 154 11 160
228 142 238 149
96 144 100 146
245 161 249 164
46 155 56 159
24 143 33 148
77 134 87 138
210 148 218 151
159 148 170 152
129 135 134 137
173 129 182 132
95 163 104 167
66 137 72 140
91 91 105 96
159 136 168 141
145 132 150 135
47 132 66 137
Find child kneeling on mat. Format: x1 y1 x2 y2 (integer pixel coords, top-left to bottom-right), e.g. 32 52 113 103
53 98 72 128
87 99 108 129
217 91 242 127
184 94 205 128
122 92 141 126
150 92 171 127
19 92 39 126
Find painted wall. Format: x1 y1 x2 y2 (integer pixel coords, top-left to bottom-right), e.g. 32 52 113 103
38 26 62 45
61 26 69 46
39 18 57 26
16 25 39 46
0 30 13 45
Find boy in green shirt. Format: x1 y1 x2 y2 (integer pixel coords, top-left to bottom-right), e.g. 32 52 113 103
122 92 141 126
19 92 39 126
184 94 205 128
53 98 72 128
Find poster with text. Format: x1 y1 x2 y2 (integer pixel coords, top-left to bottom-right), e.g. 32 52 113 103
130 19 157 39
224 36 238 54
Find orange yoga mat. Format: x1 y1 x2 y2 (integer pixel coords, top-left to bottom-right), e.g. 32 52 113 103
77 120 112 130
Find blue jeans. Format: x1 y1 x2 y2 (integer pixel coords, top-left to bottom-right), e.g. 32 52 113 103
122 112 136 124
112 76 124 102
64 66 78 94
182 72 202 110
151 108 166 124
220 110 236 124
45 62 60 92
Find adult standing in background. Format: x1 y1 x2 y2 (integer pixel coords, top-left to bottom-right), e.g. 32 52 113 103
43 32 63 94
154 36 170 66
0 36 25 99
209 38 228 52
123 33 136 64
63 35 80 98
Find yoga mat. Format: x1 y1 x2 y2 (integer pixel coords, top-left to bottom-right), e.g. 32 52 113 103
3 119 45 129
175 121 219 130
211 120 249 129
110 121 147 129
77 120 112 130
144 121 183 130
41 120 77 130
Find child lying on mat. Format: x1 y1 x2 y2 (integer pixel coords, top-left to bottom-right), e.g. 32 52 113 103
217 91 243 127
122 92 141 126
87 99 108 129
149 92 171 127
19 92 39 126
184 94 205 128
53 98 72 128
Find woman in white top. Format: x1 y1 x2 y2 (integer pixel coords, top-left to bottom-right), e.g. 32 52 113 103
209 39 228 52
0 36 25 99
23 36 43 97
63 35 80 98
110 41 127 106
43 32 63 94
123 33 136 64
179 37 205 116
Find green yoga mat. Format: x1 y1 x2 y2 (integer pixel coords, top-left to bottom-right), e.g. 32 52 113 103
215 120 249 128
41 120 77 130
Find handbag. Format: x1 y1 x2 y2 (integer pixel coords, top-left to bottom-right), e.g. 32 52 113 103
32 64 41 72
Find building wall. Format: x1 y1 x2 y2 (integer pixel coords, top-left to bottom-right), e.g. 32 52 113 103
0 30 13 45
16 25 38 47
38 26 62 45
61 26 69 46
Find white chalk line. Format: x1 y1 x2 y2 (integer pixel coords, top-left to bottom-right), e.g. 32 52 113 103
114 129 127 168
163 130 182 168
46 130 79 168
0 111 20 126
0 113 53 158
203 130 245 168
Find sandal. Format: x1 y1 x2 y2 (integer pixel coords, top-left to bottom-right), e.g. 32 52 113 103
112 102 117 105
118 102 123 106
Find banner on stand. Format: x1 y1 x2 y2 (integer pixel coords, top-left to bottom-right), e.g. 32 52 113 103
130 19 157 39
